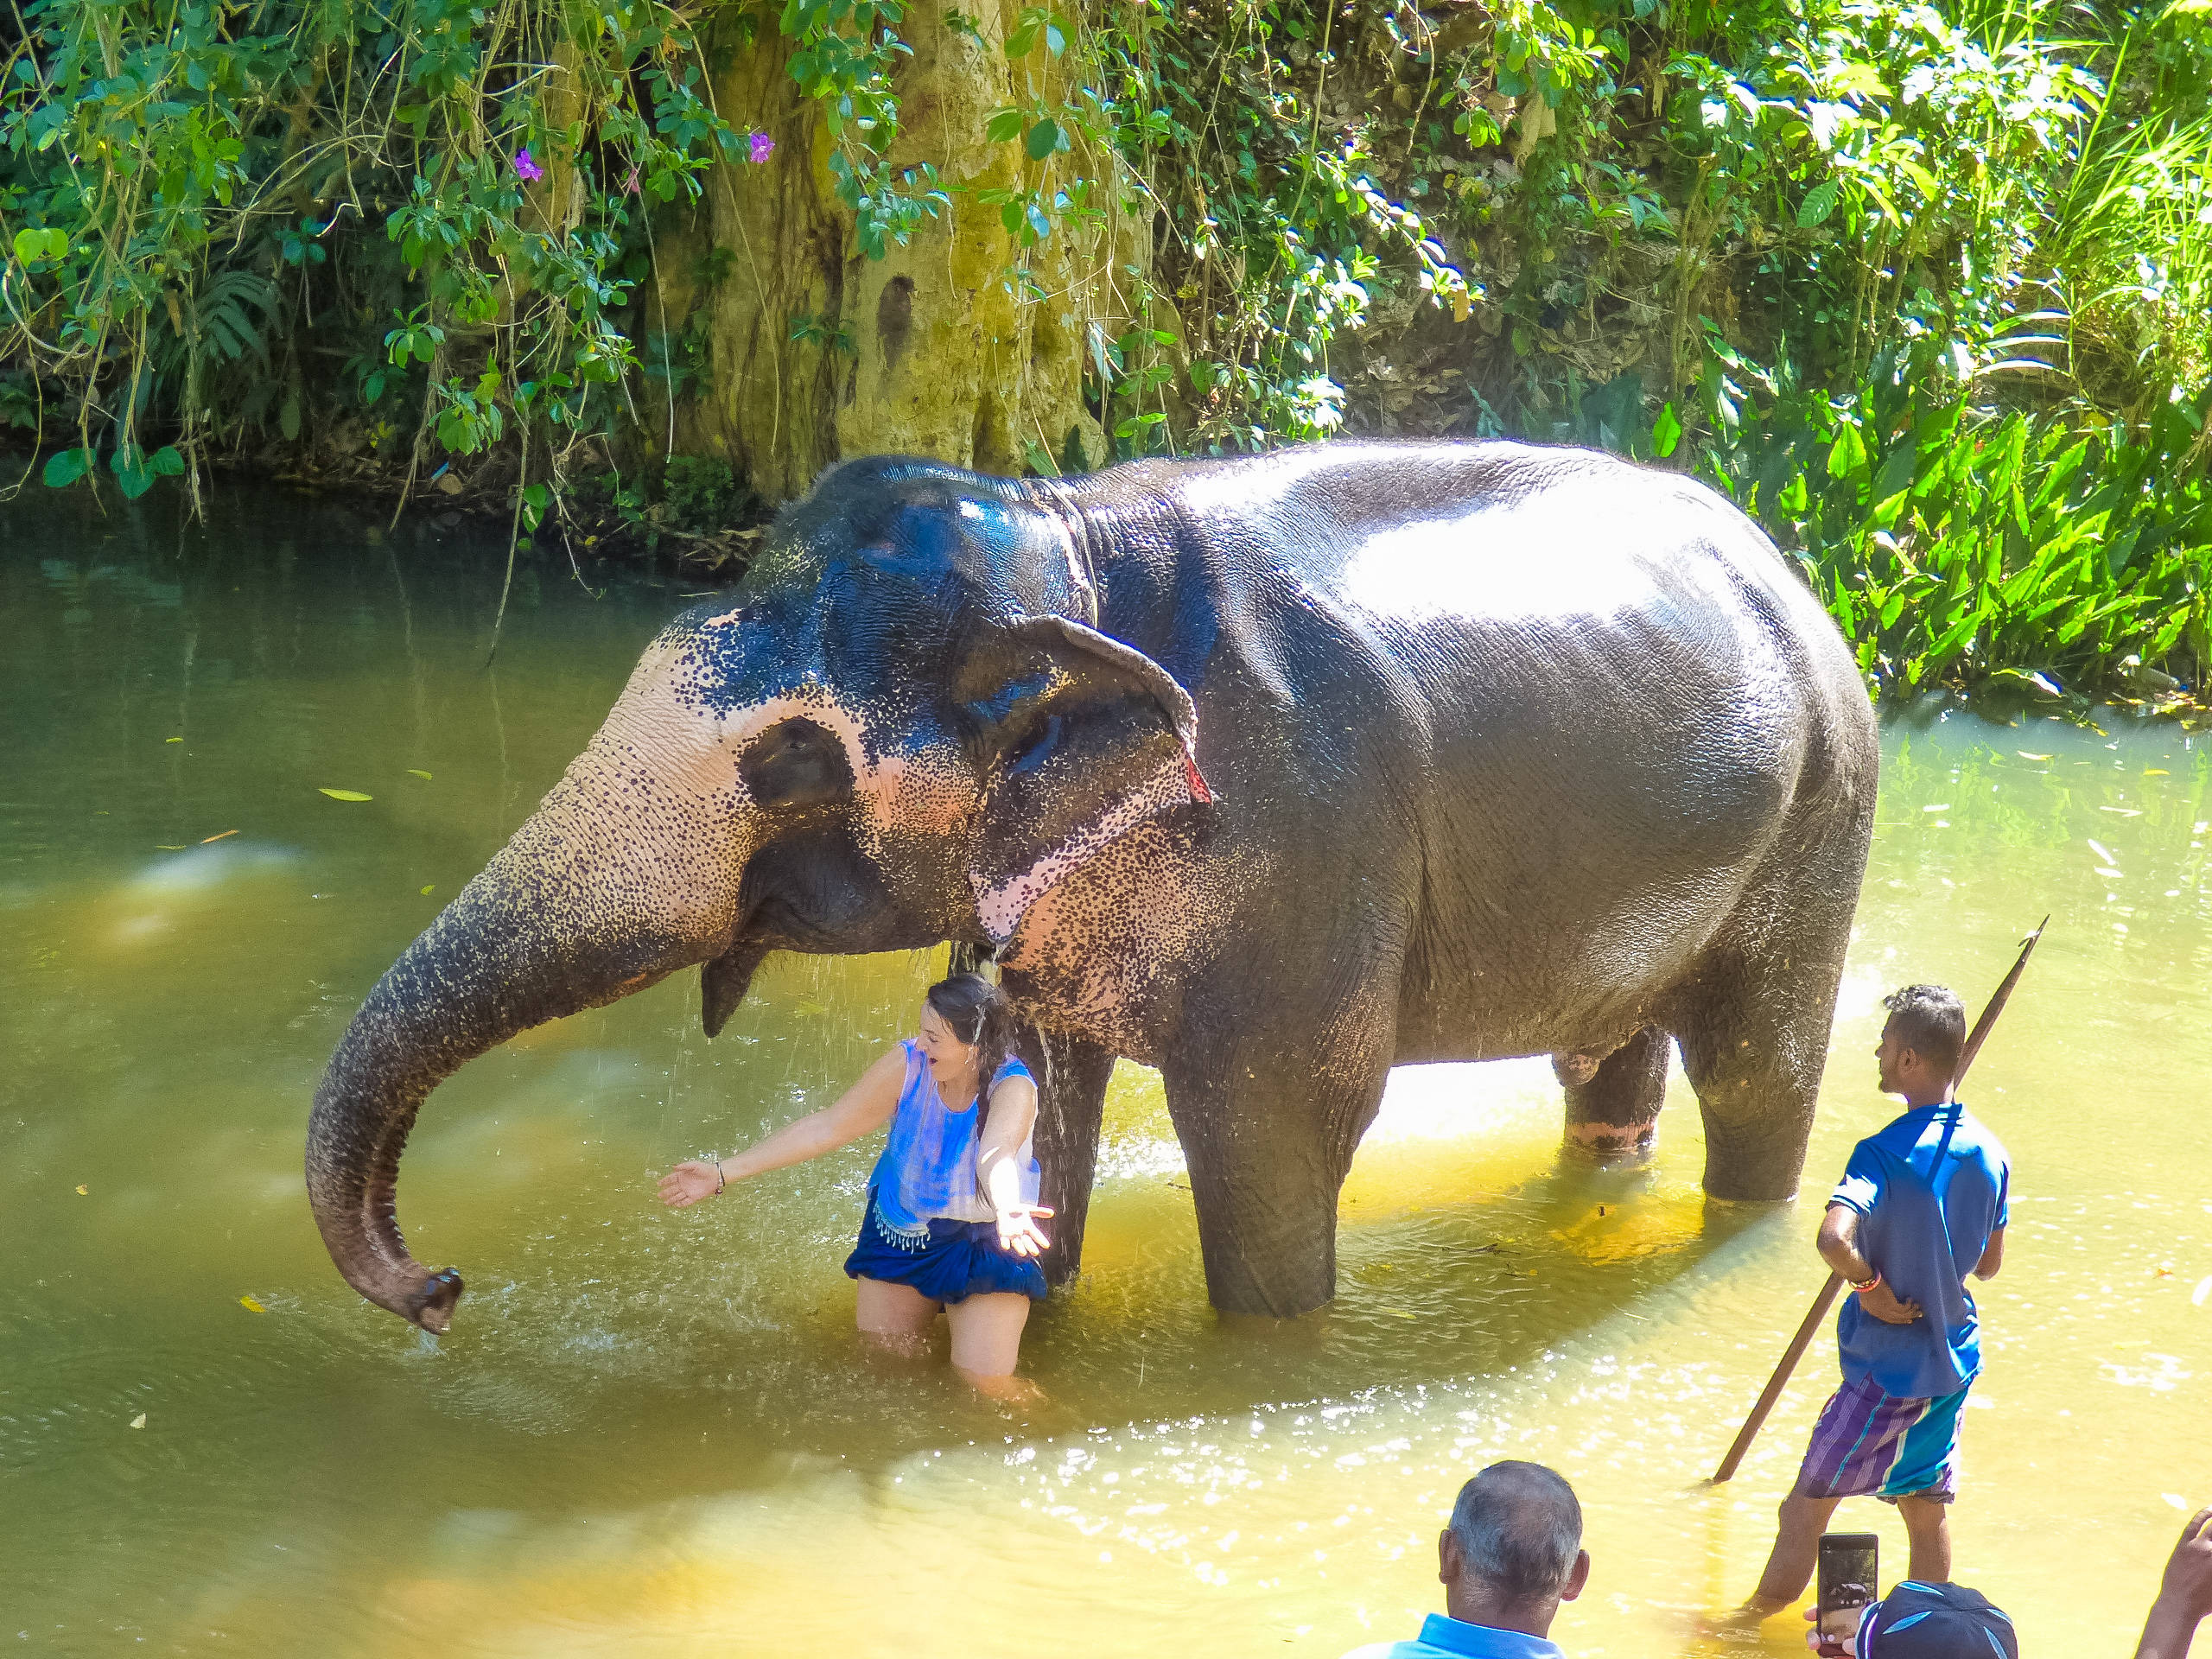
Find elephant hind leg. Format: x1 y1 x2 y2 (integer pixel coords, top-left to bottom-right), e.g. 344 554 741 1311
1669 860 1860 1202
1556 1025 1670 1157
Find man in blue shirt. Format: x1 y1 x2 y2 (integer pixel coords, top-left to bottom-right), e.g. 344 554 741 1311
1748 984 2011 1615
1343 1461 1590 1659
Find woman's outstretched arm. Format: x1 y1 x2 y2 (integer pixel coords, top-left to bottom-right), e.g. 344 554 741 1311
976 1073 1052 1255
658 1046 907 1208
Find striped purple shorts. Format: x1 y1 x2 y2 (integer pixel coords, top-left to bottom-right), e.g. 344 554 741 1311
1796 1371 1969 1503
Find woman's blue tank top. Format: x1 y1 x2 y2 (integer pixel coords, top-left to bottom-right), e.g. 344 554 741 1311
867 1040 1040 1246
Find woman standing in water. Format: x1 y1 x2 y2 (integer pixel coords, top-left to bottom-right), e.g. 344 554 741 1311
657 972 1054 1395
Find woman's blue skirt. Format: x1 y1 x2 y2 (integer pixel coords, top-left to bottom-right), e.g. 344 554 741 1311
843 1194 1047 1304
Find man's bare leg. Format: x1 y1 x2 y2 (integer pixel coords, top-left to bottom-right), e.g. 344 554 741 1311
1747 1487 1843 1613
1897 1495 1952 1583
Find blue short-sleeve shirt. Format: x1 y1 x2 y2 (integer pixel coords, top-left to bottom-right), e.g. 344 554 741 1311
1831 1103 2010 1400
1339 1613 1565 1659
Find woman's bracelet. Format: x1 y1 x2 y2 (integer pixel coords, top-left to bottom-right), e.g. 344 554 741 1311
712 1159 727 1194
1848 1269 1881 1294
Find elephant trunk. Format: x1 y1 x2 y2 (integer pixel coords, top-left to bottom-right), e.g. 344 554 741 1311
307 743 747 1331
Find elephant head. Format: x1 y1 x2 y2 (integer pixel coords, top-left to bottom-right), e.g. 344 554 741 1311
307 458 1213 1330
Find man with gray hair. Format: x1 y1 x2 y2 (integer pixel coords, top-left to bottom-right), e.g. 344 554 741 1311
1342 1460 1591 1658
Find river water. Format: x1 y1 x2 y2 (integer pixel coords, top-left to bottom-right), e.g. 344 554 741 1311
3 486 2209 1654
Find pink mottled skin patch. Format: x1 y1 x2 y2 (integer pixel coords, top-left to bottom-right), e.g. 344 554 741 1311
1553 1052 1604 1088
1566 1121 1658 1152
971 755 1198 943
1001 816 1268 1063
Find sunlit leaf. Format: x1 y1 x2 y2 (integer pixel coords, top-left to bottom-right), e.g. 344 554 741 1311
420 885 435 895
200 830 238 843
165 736 182 743
2017 752 2052 760
318 788 373 801
406 769 433 780
75 1184 87 1195
155 844 186 850
12 226 67 264
130 1414 146 1429
239 1294 267 1313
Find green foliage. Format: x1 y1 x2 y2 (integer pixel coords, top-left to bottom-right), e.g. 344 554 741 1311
3 0 2209 702
0 0 760 494
1698 337 2212 697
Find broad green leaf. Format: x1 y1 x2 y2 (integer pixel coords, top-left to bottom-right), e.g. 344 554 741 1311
1650 402 1682 459
1827 423 1868 481
317 788 373 801
43 447 91 488
12 226 67 264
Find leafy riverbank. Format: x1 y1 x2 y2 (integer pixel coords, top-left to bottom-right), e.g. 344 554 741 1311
4 0 2210 704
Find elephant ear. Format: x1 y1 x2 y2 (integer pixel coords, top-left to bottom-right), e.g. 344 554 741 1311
963 613 1215 944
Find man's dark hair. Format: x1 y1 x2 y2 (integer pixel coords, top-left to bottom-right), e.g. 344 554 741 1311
1883 982 1967 1076
1446 1461 1583 1603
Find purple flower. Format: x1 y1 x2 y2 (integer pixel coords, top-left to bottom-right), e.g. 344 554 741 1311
513 148 544 183
747 130 775 165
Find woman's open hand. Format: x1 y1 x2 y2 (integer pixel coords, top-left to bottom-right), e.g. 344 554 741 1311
995 1205 1054 1256
658 1160 722 1209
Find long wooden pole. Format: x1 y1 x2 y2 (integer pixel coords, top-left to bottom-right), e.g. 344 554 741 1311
1709 918 2049 1484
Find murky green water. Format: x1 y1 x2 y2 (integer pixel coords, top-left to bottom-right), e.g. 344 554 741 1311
5 486 2211 1655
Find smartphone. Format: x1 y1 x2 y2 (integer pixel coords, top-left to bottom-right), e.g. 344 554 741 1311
1817 1530 1880 1618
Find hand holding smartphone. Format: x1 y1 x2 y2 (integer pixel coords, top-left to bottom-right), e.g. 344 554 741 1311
1811 1532 1878 1657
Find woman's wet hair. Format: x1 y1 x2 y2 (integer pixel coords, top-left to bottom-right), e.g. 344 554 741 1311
925 972 1018 1125
1883 982 1967 1076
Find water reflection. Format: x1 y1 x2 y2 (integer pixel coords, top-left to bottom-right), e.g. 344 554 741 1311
3 486 2209 1654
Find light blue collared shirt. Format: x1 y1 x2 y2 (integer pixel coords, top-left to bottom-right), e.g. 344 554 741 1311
1339 1612 1567 1659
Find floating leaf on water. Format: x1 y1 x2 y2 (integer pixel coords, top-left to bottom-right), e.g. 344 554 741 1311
419 885 435 896
200 830 238 843
130 1414 146 1430
406 769 433 781
165 736 183 744
2146 769 2170 776
1381 1307 1418 1320
155 844 186 851
318 789 373 802
239 1294 267 1313
1923 804 1951 812
2017 751 2052 761
75 1184 87 1195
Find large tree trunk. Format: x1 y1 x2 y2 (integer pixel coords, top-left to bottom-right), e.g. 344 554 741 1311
645 0 1139 499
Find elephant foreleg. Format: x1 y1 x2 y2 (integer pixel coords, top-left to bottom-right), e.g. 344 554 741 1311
1020 1030 1116 1291
1554 1025 1670 1156
1161 1013 1394 1319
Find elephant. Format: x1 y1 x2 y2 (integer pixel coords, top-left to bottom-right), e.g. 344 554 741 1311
307 439 1878 1332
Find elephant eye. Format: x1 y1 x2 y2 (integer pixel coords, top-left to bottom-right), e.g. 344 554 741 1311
1005 712 1064 777
740 718 853 809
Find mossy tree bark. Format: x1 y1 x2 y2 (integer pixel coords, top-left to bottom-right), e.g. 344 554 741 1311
645 0 1139 503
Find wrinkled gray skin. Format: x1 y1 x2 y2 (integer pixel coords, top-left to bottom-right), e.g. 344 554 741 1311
308 441 1877 1332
